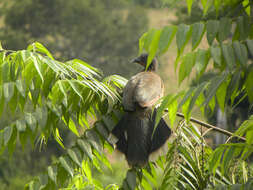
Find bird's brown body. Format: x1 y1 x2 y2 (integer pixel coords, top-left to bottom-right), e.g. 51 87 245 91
123 71 164 111
111 54 171 167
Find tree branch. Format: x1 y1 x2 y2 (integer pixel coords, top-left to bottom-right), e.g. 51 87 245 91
170 112 246 141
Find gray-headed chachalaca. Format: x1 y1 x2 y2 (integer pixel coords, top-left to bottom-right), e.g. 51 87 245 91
111 53 172 167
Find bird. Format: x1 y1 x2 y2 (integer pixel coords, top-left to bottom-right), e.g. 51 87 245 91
110 53 172 168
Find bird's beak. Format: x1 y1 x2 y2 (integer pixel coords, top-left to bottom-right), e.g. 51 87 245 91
131 57 140 63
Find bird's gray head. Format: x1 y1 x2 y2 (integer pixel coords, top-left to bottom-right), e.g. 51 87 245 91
131 53 158 71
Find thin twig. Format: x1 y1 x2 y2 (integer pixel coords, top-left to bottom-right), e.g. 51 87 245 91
175 112 246 141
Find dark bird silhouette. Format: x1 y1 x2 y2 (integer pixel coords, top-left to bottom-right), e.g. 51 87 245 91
110 53 172 167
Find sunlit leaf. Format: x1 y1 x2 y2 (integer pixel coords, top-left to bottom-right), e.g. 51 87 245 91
28 42 54 60
68 118 80 137
186 0 195 15
158 26 177 55
146 30 161 70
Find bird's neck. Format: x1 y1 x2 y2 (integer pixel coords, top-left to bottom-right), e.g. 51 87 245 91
146 62 158 72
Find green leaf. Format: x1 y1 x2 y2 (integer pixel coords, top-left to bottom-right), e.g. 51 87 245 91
176 24 192 55
3 126 13 146
35 106 48 128
195 49 210 78
139 32 148 55
178 52 196 85
7 126 17 156
83 160 93 183
31 54 44 83
245 70 253 103
246 129 253 145
201 0 212 15
59 156 74 177
155 94 173 130
243 0 250 16
126 170 136 190
1 62 10 83
186 0 195 15
216 80 228 112
86 130 102 153
25 113 37 132
226 71 240 105
178 87 195 109
236 16 250 40
218 17 232 42
158 26 177 55
204 72 228 107
222 43 236 70
54 128 65 149
95 122 109 139
68 80 83 101
3 82 15 102
28 42 54 60
206 20 219 45
77 139 93 159
214 0 222 15
93 149 112 171
141 178 152 190
192 22 205 50
140 29 156 54
8 87 18 113
0 87 4 118
246 39 253 57
16 80 26 97
210 45 222 66
187 82 208 118
233 41 248 66
146 30 161 70
221 147 235 175
68 118 80 137
168 97 178 127
209 147 225 176
67 148 82 167
48 166 57 184
16 120 26 132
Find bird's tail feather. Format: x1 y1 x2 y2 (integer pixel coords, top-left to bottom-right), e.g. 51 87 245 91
110 109 172 167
